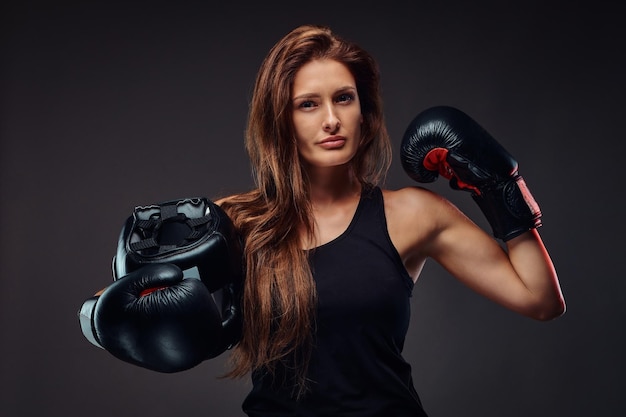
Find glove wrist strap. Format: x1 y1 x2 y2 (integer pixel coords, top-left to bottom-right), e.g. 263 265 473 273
78 296 103 349
472 175 542 241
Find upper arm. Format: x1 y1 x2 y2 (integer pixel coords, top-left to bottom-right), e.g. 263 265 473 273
385 187 541 315
426 201 531 310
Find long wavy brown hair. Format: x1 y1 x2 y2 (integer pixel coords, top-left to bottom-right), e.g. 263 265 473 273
219 24 392 394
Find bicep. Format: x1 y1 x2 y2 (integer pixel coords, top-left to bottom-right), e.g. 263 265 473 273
425 199 533 313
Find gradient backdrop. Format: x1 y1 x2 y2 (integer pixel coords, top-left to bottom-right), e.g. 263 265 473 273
1 1 624 416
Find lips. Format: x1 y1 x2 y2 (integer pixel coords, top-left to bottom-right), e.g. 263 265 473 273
318 135 346 149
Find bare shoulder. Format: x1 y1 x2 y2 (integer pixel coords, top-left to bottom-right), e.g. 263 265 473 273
382 186 454 223
381 186 468 275
381 187 441 264
382 186 436 207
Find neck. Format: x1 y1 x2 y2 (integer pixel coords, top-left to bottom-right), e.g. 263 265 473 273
305 164 361 206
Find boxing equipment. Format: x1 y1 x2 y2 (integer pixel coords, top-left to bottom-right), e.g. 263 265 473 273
400 106 541 241
79 197 244 372
80 263 228 372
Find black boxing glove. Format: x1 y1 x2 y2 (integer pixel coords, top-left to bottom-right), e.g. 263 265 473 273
400 106 541 241
79 197 244 371
80 263 225 372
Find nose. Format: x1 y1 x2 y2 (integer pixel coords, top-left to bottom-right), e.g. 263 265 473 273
322 106 340 133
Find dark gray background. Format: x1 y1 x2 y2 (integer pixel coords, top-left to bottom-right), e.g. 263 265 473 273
1 1 624 416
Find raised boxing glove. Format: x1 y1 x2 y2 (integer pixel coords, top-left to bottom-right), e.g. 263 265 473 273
79 197 244 371
400 106 541 241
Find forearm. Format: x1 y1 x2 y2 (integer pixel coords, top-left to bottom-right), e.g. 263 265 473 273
505 229 565 320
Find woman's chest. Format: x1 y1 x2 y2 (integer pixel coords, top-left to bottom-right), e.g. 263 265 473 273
309 238 412 334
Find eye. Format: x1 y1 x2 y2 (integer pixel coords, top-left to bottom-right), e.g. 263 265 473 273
297 100 318 110
335 93 355 104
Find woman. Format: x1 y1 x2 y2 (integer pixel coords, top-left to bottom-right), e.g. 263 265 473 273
218 24 565 416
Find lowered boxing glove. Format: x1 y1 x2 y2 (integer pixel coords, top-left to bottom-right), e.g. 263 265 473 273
81 263 224 372
400 106 541 241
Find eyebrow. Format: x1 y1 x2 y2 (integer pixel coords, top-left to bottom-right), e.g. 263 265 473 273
292 86 357 101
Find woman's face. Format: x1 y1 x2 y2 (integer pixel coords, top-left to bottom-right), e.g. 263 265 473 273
291 59 363 170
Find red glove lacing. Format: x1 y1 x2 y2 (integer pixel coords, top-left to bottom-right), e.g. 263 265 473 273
139 286 169 297
423 148 481 195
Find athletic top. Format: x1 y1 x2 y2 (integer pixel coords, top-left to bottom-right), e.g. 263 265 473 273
242 186 428 417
